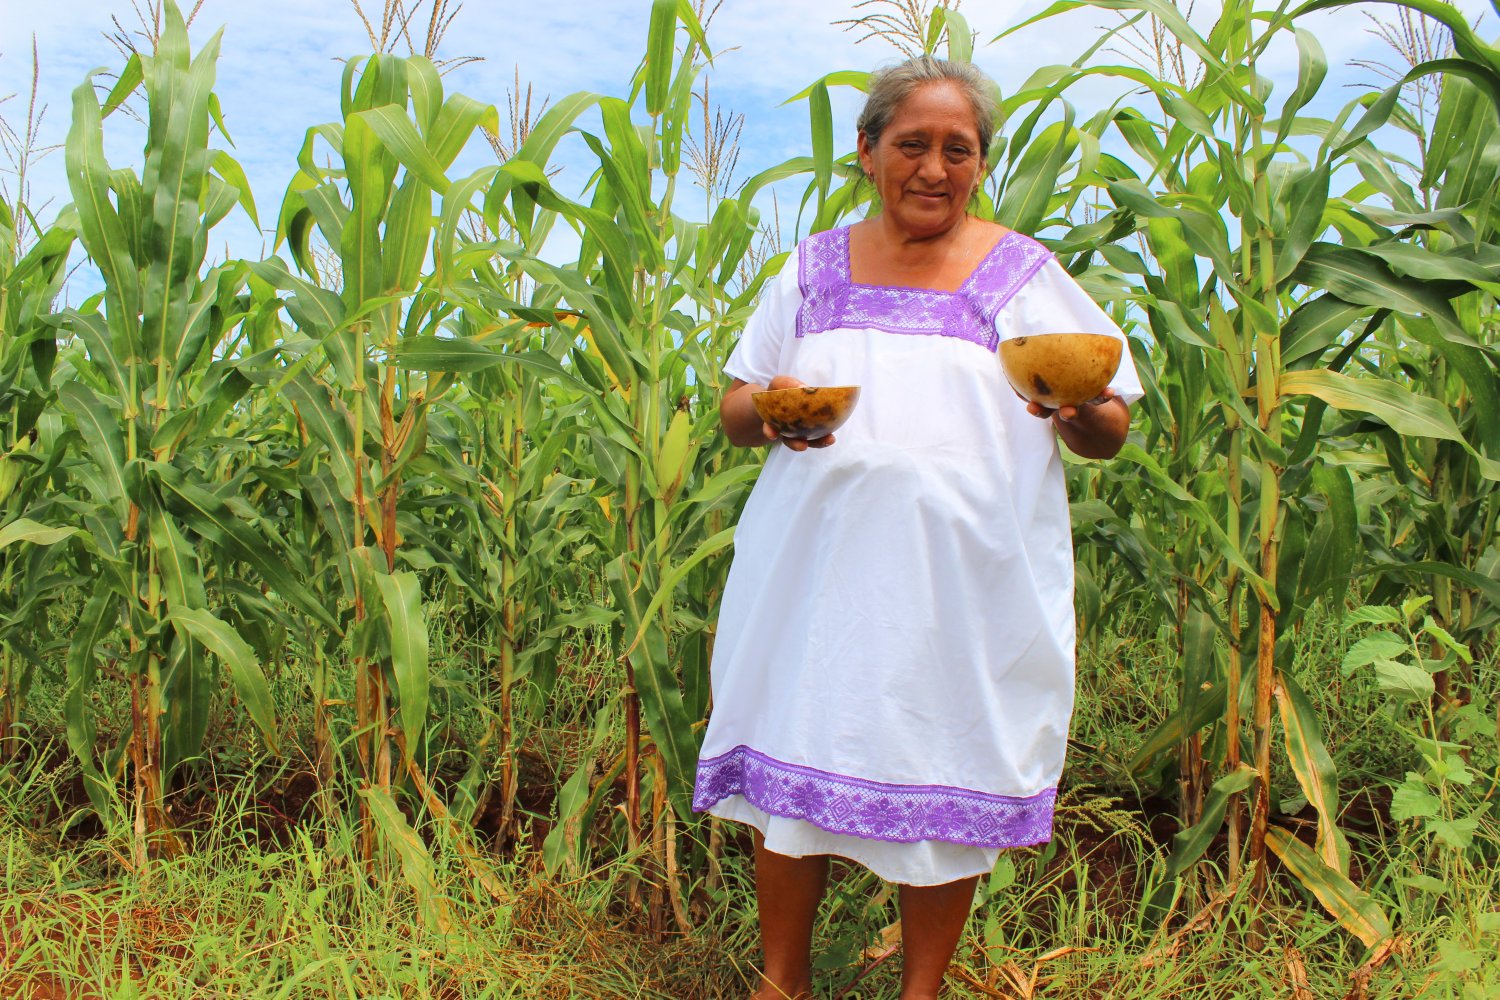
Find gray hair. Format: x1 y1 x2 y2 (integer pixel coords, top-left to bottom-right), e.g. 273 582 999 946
856 56 999 156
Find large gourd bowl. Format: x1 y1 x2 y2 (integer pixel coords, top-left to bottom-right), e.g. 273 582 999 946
999 333 1123 409
751 385 861 440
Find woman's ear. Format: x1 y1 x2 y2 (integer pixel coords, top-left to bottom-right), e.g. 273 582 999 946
856 131 873 177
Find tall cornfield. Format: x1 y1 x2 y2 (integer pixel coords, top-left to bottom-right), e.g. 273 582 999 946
1 0 1497 995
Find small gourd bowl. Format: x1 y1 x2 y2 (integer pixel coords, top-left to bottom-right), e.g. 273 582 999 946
751 385 862 440
999 333 1123 409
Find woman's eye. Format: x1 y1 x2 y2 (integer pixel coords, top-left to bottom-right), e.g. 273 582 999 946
900 141 926 154
946 146 973 160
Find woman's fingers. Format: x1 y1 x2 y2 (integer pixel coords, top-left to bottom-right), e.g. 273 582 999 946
1026 400 1055 419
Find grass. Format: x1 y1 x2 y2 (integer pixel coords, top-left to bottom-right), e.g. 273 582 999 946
1 600 1497 998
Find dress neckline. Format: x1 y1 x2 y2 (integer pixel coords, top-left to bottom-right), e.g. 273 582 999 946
843 224 1020 296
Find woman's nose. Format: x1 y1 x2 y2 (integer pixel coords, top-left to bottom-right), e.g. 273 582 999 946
917 149 945 179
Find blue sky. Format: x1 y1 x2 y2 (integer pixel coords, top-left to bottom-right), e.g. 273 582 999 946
1 0 1493 298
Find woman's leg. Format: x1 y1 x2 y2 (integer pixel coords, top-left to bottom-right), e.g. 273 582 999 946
753 830 830 1000
896 875 979 1000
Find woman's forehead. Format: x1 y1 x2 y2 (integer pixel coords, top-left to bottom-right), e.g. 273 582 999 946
886 83 980 135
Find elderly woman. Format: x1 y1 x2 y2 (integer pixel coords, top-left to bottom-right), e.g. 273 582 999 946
693 56 1142 1000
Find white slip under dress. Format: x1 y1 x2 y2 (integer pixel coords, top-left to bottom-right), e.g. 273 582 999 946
692 225 1145 887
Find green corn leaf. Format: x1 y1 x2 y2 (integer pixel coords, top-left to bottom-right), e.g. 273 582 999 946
211 150 259 229
353 103 451 194
65 589 120 818
1280 295 1366 367
515 91 605 168
381 174 433 296
998 113 1077 234
1280 369 1459 442
434 165 497 280
158 471 341 633
339 113 393 315
645 0 677 117
810 81 833 208
57 381 128 512
1141 764 1257 922
0 518 78 550
428 93 498 170
66 74 142 331
608 556 697 819
1265 826 1393 949
102 53 143 118
1275 672 1350 874
374 570 429 760
783 73 871 103
171 608 279 753
360 786 453 934
944 9 973 63
1276 27 1327 146
1129 680 1227 774
406 55 443 135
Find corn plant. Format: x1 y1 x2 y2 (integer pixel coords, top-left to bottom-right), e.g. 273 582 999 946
431 0 777 926
53 1 336 858
0 196 76 760
267 49 496 863
997 0 1500 946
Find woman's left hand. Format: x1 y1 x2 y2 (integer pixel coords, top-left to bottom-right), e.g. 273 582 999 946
1023 387 1130 460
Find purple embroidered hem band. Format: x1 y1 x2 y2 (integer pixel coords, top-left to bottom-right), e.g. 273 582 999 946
692 745 1056 849
796 225 1053 352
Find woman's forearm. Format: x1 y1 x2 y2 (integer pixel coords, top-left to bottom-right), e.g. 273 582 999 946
721 379 776 448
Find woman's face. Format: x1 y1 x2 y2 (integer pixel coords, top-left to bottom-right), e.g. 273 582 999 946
857 81 987 240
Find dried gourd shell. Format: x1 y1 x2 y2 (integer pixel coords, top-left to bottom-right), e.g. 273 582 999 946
751 385 861 439
999 333 1123 409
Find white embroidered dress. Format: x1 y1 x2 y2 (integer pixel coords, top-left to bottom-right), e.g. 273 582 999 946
692 226 1144 886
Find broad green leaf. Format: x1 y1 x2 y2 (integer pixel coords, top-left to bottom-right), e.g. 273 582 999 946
171 608 279 752
810 81 833 207
1347 604 1403 625
361 786 453 934
1264 826 1394 949
1280 369 1461 441
1342 633 1408 674
1375 658 1435 702
0 518 78 549
1275 27 1327 145
645 0 677 117
374 570 429 760
1142 764 1257 921
1276 673 1350 874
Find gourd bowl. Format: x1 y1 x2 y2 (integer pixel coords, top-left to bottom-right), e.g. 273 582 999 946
999 333 1122 409
751 385 861 440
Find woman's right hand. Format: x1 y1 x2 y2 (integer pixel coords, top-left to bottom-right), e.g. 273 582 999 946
720 376 837 451
763 376 837 451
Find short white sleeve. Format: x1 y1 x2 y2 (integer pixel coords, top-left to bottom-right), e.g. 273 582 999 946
995 258 1145 405
724 248 803 386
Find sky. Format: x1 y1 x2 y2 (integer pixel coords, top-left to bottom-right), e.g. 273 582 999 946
0 0 1494 298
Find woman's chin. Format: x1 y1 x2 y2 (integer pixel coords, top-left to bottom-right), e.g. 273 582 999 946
888 207 964 238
